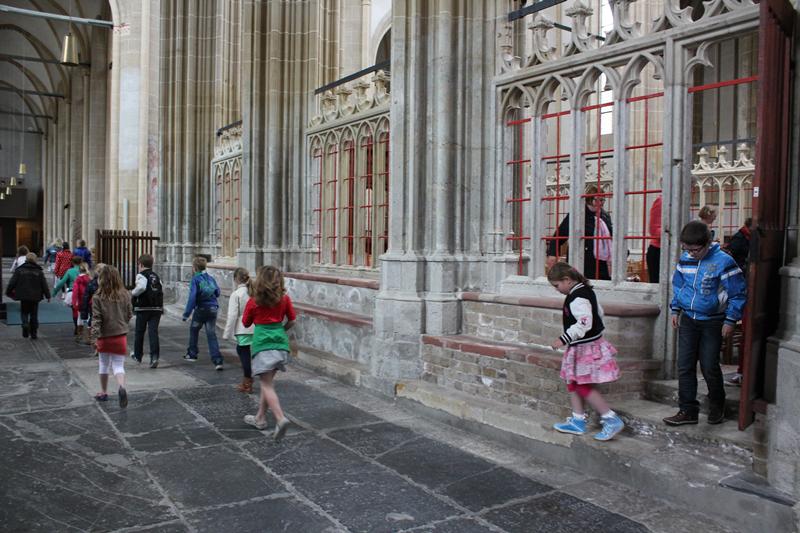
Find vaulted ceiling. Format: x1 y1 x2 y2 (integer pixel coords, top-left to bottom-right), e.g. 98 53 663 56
0 0 110 135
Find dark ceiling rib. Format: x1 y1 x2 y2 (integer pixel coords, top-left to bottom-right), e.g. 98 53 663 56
0 52 89 68
0 126 44 134
0 109 53 120
0 4 113 28
0 86 64 98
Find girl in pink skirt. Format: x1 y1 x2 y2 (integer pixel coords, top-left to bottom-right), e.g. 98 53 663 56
547 262 624 441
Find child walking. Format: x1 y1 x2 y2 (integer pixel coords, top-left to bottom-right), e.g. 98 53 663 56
91 265 133 407
222 267 255 393
131 254 163 368
241 266 296 441
72 263 91 343
182 256 224 369
548 262 624 441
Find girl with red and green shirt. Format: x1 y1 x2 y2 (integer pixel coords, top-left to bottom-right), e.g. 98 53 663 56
241 266 296 441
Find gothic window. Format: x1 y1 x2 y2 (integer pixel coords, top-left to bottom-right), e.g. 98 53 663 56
581 71 615 281
624 60 664 283
689 33 757 243
310 118 389 268
505 90 532 275
539 84 572 275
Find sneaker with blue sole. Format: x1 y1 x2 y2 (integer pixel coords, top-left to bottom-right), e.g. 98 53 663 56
594 415 624 441
553 416 587 435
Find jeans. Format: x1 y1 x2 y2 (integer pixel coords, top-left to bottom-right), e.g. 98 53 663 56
677 314 726 415
236 344 252 378
20 301 39 334
134 311 161 360
187 306 222 364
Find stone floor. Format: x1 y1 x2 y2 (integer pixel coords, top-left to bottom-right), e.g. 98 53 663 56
0 313 739 533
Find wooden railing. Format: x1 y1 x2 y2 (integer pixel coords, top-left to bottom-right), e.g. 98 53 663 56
95 230 160 289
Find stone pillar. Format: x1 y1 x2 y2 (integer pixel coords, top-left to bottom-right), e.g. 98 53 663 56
372 1 499 392
158 0 217 280
85 24 109 246
239 0 321 272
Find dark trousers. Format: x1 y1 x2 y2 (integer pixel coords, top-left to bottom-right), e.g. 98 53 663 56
677 314 726 415
583 257 610 281
20 301 39 334
646 245 660 283
134 311 162 360
236 344 252 378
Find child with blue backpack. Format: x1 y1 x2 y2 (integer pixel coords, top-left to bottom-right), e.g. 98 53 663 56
182 256 224 370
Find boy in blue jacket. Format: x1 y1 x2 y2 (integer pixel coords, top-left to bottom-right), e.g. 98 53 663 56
182 256 224 370
664 221 746 426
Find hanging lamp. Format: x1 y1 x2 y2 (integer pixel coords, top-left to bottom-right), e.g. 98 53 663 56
60 0 79 66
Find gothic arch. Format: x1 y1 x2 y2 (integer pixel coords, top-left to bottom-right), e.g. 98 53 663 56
532 74 574 116
574 64 621 108
620 53 666 100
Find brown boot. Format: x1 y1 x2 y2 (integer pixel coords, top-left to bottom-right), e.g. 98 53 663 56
74 325 84 343
235 377 254 394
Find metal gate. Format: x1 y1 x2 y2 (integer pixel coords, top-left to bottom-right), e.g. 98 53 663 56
95 230 160 289
739 0 795 430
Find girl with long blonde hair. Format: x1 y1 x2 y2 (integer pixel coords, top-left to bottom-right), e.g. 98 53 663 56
241 265 296 441
223 267 255 393
91 266 133 407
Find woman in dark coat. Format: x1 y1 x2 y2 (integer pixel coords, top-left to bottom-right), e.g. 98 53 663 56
6 253 51 339
546 184 613 280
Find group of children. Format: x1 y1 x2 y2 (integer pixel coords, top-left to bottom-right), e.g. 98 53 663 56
547 219 746 440
7 246 297 441
4 216 745 443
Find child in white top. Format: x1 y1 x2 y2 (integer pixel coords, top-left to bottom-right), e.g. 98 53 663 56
223 268 255 393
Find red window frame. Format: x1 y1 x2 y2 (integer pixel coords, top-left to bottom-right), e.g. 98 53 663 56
312 147 324 263
505 115 531 275
342 140 356 265
359 135 375 267
376 131 390 256
688 75 758 242
325 143 339 264
581 100 614 280
623 91 664 279
540 110 571 271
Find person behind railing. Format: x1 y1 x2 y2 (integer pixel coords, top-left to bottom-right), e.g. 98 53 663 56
646 194 663 283
545 184 613 280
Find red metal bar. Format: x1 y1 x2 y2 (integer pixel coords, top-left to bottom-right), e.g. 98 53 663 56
688 75 758 93
626 91 664 103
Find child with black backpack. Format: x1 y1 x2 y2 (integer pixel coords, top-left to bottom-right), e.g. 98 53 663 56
131 254 163 368
182 256 224 369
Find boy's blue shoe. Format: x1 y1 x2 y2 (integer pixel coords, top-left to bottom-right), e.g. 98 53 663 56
553 416 587 435
594 415 624 441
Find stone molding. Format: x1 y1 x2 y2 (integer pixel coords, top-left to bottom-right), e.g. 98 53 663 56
212 122 243 160
293 302 373 328
460 291 660 317
499 0 756 73
309 70 390 129
285 271 380 290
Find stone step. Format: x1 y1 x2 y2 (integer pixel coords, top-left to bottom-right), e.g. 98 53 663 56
395 379 795 533
614 398 753 462
645 373 742 417
422 334 660 418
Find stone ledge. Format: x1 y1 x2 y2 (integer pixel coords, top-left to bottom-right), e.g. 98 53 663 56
286 272 380 290
460 291 661 317
395 380 791 533
293 345 367 387
294 302 373 328
421 334 661 371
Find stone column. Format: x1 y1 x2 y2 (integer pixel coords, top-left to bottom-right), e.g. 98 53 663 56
372 1 499 392
239 0 321 272
85 24 109 246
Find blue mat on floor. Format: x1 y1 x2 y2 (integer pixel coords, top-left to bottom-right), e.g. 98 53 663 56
4 300 75 325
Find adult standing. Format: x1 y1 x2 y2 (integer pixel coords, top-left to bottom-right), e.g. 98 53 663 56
646 195 662 283
5 253 51 339
698 205 717 242
546 184 613 280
